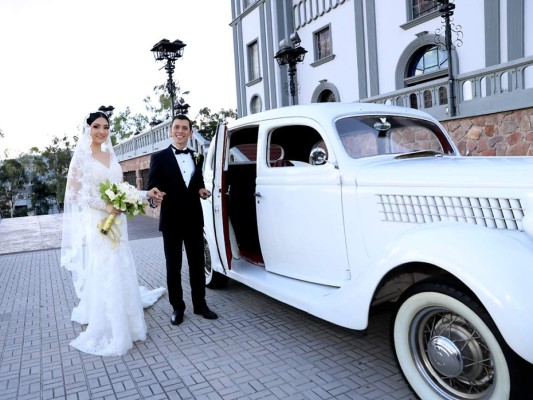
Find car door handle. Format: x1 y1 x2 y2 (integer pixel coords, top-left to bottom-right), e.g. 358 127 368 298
254 192 262 197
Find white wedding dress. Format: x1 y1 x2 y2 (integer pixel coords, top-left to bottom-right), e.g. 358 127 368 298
64 156 165 357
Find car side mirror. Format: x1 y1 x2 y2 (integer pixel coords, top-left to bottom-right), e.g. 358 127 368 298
310 147 327 165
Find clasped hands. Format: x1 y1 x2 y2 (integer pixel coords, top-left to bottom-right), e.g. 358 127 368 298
147 187 166 205
148 187 210 204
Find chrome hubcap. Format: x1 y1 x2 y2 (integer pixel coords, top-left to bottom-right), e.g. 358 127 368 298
410 307 495 399
427 336 463 377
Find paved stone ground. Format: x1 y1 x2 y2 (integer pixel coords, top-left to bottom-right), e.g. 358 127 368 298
0 215 417 399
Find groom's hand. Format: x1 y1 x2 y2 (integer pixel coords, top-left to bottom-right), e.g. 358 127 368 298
148 188 165 206
199 188 211 200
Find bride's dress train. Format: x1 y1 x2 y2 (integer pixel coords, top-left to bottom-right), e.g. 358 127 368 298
69 212 166 356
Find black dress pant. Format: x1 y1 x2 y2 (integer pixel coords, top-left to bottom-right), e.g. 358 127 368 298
162 229 206 312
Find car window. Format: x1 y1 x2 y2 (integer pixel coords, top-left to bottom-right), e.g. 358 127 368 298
228 127 259 164
268 125 328 167
336 116 454 159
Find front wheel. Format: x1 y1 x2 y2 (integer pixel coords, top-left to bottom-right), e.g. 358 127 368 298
392 281 529 400
204 236 229 289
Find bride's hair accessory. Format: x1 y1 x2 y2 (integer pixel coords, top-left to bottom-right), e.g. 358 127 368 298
86 111 110 126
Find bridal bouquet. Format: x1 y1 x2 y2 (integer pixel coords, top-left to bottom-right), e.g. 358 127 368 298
98 180 146 240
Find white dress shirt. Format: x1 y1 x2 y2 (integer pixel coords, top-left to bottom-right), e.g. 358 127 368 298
173 147 194 187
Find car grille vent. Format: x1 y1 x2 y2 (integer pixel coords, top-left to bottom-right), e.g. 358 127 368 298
377 195 524 231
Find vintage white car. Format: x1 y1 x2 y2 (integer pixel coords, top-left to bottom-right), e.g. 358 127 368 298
200 102 533 400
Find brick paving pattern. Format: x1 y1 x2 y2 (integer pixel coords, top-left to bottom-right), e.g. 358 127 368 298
0 215 417 399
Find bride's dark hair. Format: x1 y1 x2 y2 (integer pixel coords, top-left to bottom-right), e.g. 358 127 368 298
86 111 110 125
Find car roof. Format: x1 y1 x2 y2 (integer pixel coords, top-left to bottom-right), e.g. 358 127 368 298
228 102 439 129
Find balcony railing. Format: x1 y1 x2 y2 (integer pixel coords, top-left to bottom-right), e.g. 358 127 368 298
362 55 533 121
114 120 210 162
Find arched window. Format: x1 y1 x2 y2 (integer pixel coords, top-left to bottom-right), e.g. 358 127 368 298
500 71 510 93
396 34 458 90
462 80 473 101
525 65 533 89
480 77 488 98
409 93 418 109
408 45 448 81
250 95 262 114
317 89 336 102
423 90 432 108
311 81 340 103
438 86 448 105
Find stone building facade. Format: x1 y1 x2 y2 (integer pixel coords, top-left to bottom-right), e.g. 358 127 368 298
443 107 533 157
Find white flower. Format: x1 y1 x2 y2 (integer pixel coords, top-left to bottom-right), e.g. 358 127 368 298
118 182 131 192
193 152 201 164
105 189 116 200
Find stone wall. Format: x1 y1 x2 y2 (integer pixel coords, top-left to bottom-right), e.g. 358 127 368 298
442 107 533 157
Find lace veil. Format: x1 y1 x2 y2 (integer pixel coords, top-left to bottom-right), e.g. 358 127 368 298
61 111 114 298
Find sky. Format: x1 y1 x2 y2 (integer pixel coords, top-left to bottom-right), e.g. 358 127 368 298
0 0 237 158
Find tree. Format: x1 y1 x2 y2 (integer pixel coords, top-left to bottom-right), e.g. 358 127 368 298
110 84 179 145
0 158 28 218
193 107 238 140
30 177 55 215
150 84 173 117
32 136 75 212
110 107 149 145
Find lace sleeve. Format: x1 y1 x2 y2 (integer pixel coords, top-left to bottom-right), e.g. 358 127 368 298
65 161 106 210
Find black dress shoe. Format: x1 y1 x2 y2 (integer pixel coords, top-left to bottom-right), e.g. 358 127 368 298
193 306 218 320
171 310 184 325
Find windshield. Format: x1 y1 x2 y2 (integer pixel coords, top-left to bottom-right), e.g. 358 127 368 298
335 115 455 159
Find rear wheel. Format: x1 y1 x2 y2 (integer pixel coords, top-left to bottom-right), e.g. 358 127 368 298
392 281 529 400
204 236 229 289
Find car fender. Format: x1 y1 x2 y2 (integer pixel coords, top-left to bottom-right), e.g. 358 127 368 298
374 222 533 363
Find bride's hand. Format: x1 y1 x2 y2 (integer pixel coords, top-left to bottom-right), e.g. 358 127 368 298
105 204 122 215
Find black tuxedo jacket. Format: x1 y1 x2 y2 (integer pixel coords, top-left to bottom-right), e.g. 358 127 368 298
147 146 205 234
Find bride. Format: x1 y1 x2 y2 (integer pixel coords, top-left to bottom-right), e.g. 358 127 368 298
61 110 166 356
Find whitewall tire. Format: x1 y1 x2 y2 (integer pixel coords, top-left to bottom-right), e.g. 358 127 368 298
393 282 512 400
204 235 229 289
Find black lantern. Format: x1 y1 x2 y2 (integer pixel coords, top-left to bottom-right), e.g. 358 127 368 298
98 105 115 118
274 32 307 105
150 39 187 118
175 102 190 115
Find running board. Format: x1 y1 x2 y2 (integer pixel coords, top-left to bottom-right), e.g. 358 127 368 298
227 258 338 313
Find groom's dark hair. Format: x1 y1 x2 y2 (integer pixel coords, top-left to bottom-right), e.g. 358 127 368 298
172 114 192 130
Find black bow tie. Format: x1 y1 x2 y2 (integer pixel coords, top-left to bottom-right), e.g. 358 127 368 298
174 147 190 155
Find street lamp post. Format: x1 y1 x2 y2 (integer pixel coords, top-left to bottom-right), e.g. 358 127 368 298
274 32 307 105
150 38 186 119
434 0 462 117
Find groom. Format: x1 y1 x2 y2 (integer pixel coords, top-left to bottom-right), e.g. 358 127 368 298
147 114 217 325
